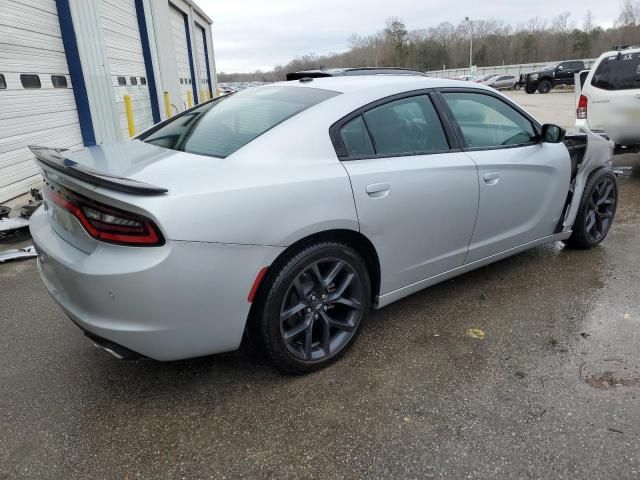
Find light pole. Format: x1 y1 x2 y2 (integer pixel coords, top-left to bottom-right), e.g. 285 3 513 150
465 17 473 69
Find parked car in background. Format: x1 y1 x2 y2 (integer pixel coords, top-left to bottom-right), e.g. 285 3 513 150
486 74 520 90
520 60 587 94
474 73 499 83
286 67 428 81
454 75 477 81
576 46 640 151
30 76 615 374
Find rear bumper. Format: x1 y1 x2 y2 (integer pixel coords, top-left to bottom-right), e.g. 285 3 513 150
30 207 284 361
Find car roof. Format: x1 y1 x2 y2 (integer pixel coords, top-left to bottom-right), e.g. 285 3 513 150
597 46 640 58
274 75 493 95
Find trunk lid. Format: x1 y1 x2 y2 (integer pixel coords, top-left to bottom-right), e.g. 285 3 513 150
30 141 228 196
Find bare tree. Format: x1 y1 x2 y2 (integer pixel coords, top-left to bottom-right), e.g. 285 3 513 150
583 10 595 33
616 0 640 26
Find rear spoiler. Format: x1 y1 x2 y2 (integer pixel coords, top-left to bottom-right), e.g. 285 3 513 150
29 146 168 195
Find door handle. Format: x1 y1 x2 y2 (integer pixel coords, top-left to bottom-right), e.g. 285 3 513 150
366 182 391 198
483 172 500 185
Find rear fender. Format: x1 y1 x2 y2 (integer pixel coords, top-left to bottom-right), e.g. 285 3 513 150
563 129 614 230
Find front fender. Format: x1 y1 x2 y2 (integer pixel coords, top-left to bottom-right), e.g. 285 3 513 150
563 129 614 230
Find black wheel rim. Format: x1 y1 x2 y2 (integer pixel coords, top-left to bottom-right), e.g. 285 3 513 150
585 177 616 242
279 258 364 362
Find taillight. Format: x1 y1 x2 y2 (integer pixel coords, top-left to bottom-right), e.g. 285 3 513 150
43 182 164 246
577 94 588 119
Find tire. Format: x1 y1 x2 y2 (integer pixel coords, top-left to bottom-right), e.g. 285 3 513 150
513 83 521 91
525 86 536 94
252 241 371 374
537 80 552 94
566 169 618 249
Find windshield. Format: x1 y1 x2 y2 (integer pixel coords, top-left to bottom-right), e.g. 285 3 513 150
592 52 640 91
141 86 340 158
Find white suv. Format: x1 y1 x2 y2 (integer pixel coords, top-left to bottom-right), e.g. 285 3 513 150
576 47 640 149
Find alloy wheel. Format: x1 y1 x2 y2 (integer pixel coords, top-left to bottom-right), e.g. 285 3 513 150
585 177 616 242
279 258 365 362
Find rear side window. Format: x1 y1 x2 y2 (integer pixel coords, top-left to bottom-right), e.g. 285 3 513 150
592 53 640 91
20 74 41 89
362 96 449 156
560 61 583 71
51 75 68 88
141 86 340 158
443 92 536 148
0 74 6 89
340 116 374 156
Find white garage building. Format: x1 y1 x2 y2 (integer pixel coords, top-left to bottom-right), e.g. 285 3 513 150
0 0 217 202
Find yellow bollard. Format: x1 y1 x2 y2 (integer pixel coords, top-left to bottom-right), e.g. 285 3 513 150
124 94 135 137
164 91 172 118
187 90 193 108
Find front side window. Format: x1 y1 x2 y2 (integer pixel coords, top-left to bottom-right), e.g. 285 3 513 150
443 92 537 148
20 74 41 89
141 86 340 158
361 95 449 156
340 116 374 157
592 53 640 91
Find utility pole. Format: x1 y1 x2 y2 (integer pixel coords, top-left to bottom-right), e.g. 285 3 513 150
465 17 473 69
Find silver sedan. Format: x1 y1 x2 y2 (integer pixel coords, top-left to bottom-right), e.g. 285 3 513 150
30 76 617 373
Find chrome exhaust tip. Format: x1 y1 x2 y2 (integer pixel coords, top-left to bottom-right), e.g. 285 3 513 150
84 332 145 360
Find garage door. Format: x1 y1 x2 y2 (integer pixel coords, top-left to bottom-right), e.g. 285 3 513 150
99 0 154 140
193 21 211 101
0 0 83 203
170 5 194 110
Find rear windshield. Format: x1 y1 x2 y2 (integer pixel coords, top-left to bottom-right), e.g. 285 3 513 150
592 52 640 91
141 86 339 158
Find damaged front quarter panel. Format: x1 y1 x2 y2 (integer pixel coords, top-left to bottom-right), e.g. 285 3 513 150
563 129 615 231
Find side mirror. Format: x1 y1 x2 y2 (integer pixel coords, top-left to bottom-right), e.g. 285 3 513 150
541 124 566 143
557 65 564 71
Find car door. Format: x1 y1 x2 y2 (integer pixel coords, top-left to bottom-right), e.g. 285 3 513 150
495 76 509 89
333 93 479 295
439 89 571 263
556 62 581 85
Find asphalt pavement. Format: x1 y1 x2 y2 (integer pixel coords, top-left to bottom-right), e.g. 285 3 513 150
1 102 639 478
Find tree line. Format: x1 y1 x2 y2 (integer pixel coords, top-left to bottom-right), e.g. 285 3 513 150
218 1 640 82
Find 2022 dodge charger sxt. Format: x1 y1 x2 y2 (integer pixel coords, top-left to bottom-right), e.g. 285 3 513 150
29 76 617 373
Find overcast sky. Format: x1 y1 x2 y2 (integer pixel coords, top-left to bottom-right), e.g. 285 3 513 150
201 0 618 73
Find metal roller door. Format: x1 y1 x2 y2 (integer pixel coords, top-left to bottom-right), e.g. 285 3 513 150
170 5 194 111
98 0 154 140
0 0 83 202
193 21 211 101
